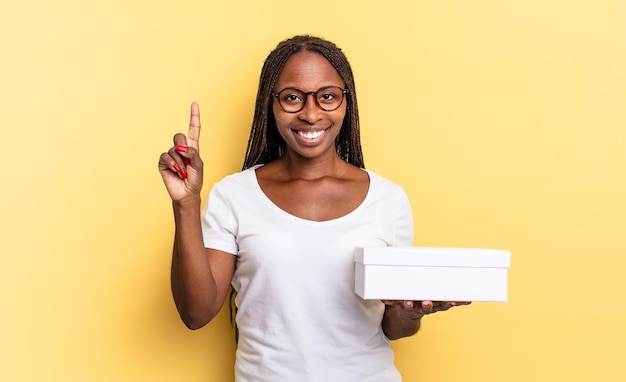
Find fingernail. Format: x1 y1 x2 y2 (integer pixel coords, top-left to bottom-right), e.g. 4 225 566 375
180 169 187 179
173 164 181 172
423 302 432 308
405 301 414 309
448 302 456 308
183 158 190 165
175 145 187 153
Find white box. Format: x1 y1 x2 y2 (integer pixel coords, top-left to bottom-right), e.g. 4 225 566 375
354 247 510 302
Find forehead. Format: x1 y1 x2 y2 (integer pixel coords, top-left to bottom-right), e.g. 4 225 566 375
275 51 344 90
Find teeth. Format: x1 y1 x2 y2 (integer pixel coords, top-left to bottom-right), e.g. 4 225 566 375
298 130 324 139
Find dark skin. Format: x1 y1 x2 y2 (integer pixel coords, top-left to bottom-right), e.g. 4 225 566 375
382 300 471 340
158 52 470 337
159 103 236 330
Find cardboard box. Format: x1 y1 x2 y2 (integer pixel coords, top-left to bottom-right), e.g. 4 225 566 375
354 247 510 302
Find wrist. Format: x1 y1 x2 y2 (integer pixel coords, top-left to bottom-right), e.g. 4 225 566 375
172 195 202 212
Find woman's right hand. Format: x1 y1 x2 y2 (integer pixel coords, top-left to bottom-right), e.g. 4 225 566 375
158 102 204 202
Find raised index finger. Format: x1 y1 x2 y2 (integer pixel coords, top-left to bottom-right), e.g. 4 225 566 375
187 102 201 150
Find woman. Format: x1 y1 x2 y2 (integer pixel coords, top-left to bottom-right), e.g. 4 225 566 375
159 35 467 381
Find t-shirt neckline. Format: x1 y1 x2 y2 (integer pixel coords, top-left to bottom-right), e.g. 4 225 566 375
249 164 373 225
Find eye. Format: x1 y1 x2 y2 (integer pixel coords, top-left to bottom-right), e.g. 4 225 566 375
318 92 336 102
281 92 304 105
317 88 342 104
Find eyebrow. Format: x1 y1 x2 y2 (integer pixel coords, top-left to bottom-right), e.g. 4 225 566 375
273 85 345 93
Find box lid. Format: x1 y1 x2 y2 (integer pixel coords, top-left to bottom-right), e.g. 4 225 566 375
354 247 510 268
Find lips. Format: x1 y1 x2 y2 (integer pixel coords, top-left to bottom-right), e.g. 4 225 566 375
294 127 330 140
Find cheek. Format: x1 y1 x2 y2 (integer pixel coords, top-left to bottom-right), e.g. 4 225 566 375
272 104 289 129
333 109 347 128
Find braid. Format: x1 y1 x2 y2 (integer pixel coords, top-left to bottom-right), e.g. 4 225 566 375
242 35 365 170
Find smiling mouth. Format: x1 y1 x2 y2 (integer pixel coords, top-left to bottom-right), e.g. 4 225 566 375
295 128 329 140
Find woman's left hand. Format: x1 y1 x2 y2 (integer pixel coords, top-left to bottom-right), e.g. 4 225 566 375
381 300 471 340
383 300 472 315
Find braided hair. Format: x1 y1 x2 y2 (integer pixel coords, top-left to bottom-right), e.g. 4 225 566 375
242 35 365 170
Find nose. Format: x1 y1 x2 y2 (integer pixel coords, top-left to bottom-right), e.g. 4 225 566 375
298 92 323 122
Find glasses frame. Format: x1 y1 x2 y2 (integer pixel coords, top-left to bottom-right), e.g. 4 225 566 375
272 85 348 113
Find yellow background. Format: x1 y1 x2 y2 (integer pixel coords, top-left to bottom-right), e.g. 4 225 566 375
1 1 625 381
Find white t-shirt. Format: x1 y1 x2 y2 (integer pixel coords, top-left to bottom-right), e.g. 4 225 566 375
202 165 414 382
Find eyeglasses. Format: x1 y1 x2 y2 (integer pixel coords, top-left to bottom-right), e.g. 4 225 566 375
272 86 348 113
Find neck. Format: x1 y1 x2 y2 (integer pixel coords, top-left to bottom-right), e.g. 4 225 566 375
278 151 348 181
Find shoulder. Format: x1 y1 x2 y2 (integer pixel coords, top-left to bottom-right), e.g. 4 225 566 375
205 167 264 215
207 167 260 205
363 169 412 210
213 166 259 190
365 170 406 194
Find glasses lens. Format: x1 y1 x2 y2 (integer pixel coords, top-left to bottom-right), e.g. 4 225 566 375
316 86 344 111
277 88 306 113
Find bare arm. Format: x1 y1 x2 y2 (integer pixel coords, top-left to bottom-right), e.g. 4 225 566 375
170 197 235 329
159 103 235 329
